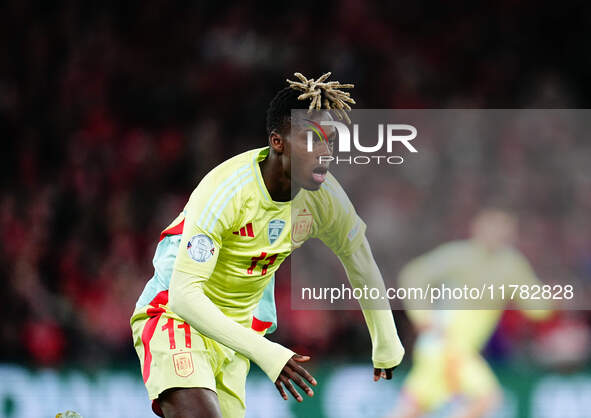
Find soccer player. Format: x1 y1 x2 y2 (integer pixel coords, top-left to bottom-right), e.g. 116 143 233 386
130 72 405 418
390 209 552 418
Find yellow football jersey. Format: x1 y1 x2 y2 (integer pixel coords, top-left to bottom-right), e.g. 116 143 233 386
400 241 552 411
136 146 366 328
401 240 551 351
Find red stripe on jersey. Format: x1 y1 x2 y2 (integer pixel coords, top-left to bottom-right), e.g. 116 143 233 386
159 219 185 242
251 316 273 332
239 226 246 236
149 290 169 308
141 291 169 383
246 222 254 237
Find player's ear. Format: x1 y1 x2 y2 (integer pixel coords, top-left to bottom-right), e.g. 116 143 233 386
269 130 285 154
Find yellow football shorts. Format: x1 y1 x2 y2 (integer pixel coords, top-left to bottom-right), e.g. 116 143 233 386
402 338 500 412
130 291 250 418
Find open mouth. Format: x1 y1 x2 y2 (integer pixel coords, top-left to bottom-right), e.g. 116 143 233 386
312 166 328 184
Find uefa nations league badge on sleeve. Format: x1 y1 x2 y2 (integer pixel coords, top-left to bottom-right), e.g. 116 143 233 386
187 234 215 262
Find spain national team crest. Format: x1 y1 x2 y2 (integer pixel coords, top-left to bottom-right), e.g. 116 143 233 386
268 219 286 244
291 209 313 244
173 352 194 377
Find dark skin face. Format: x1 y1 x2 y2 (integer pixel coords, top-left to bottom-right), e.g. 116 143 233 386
261 112 395 402
260 111 336 202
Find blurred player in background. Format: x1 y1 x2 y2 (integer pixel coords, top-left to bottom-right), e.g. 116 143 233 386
389 209 553 418
130 73 405 418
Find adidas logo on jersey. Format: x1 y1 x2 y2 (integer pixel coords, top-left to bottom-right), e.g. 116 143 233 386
233 222 254 237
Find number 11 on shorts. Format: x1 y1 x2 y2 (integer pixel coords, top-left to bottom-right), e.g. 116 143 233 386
162 318 192 349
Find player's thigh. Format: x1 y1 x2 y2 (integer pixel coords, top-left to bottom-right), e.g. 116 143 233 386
216 353 250 418
158 387 223 418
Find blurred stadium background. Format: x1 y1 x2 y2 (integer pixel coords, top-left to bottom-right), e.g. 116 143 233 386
2 1 591 417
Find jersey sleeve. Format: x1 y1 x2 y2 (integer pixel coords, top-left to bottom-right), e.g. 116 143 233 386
312 174 367 257
173 169 242 279
339 236 405 369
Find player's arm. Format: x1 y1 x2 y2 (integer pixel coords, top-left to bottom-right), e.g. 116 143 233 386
315 175 404 380
508 250 554 320
338 235 405 381
168 176 315 400
169 270 316 400
397 243 458 330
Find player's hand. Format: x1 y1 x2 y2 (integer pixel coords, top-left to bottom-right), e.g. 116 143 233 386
373 366 395 381
274 354 317 402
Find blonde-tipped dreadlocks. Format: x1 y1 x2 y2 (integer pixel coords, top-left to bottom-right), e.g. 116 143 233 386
285 72 356 123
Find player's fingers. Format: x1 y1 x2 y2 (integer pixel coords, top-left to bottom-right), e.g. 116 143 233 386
284 366 314 396
280 374 303 402
373 368 381 382
275 381 288 400
385 368 393 380
288 360 317 386
292 354 311 363
381 371 387 379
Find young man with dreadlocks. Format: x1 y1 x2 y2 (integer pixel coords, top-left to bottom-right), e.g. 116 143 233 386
130 73 405 417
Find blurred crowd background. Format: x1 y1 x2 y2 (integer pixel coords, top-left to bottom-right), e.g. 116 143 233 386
2 0 591 386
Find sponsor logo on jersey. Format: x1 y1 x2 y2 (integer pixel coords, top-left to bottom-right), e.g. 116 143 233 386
173 352 194 377
232 222 255 237
268 219 286 244
187 234 215 262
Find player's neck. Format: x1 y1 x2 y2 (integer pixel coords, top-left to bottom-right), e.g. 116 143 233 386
259 151 297 202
